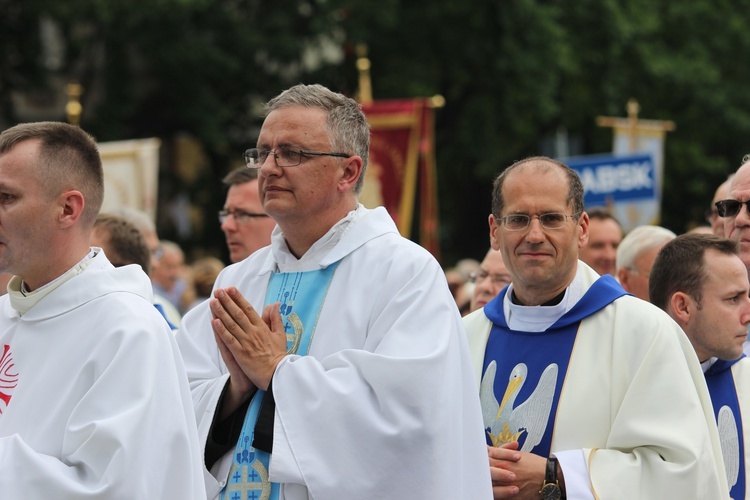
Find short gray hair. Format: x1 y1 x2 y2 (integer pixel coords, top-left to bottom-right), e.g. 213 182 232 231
265 84 370 194
616 225 676 272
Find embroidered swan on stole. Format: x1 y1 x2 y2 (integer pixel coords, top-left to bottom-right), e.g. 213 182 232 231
718 405 740 491
480 361 558 451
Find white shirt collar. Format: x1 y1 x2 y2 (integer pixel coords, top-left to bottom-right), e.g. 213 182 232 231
503 264 586 332
271 204 367 273
8 249 98 316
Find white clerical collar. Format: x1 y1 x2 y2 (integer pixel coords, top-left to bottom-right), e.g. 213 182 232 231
272 204 367 273
8 249 98 316
503 264 586 332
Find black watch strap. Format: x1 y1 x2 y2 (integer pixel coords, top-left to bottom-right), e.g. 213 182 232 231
546 456 558 484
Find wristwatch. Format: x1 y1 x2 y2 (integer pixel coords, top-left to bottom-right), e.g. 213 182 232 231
539 456 562 500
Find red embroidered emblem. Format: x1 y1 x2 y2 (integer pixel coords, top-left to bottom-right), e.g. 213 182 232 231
0 344 18 413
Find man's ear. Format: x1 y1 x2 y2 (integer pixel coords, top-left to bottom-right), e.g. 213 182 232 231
669 291 693 326
57 190 85 229
489 215 501 251
617 268 632 293
338 156 364 193
577 211 590 248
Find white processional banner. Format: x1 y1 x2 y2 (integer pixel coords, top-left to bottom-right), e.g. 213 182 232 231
97 138 161 222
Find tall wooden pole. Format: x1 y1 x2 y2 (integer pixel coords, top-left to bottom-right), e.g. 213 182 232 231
65 82 84 126
356 44 373 105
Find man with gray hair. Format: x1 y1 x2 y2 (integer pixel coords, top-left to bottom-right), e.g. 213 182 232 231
714 154 750 356
176 84 491 499
615 225 676 301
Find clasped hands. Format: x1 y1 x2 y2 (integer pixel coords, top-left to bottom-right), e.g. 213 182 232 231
210 287 287 417
488 442 547 499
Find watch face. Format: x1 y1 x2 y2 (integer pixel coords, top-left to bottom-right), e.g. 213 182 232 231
541 483 562 500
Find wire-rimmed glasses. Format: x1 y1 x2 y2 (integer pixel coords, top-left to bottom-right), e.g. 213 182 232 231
244 147 350 169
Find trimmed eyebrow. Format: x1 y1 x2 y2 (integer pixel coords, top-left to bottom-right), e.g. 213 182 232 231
256 142 297 149
505 210 567 215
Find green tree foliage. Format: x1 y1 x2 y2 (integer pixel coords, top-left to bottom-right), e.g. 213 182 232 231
3 0 750 263
0 0 354 260
338 0 750 262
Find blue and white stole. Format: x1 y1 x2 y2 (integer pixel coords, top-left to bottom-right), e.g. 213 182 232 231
220 261 340 500
705 357 746 499
480 275 626 457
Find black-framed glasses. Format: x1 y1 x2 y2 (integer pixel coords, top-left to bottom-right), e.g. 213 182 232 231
218 209 270 224
244 147 350 169
715 199 750 218
469 270 512 287
499 211 582 231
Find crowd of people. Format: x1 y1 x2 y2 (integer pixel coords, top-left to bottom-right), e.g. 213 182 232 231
0 83 749 499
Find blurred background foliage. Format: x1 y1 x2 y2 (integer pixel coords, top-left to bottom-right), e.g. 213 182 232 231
1 0 748 265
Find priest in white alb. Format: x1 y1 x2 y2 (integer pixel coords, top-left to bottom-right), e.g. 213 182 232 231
176 84 492 500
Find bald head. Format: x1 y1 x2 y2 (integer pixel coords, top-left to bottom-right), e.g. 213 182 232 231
723 162 750 272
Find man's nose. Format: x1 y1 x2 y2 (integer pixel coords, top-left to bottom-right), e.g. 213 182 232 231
525 217 546 242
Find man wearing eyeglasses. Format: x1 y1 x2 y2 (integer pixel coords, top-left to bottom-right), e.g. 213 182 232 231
176 84 491 499
220 167 276 263
709 175 733 236
718 156 750 358
463 156 727 499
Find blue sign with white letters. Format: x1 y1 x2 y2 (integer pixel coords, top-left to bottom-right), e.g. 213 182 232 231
564 154 656 207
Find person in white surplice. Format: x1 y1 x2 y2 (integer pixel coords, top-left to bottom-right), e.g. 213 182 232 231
175 84 492 500
0 122 205 499
462 156 728 499
650 233 750 499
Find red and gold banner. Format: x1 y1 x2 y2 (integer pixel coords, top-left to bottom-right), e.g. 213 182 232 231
361 99 440 259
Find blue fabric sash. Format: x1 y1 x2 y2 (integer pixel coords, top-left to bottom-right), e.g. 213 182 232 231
480 275 626 457
221 262 340 500
705 356 746 498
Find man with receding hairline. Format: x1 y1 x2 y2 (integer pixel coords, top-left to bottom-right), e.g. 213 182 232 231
0 121 204 497
464 156 726 499
716 155 750 356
